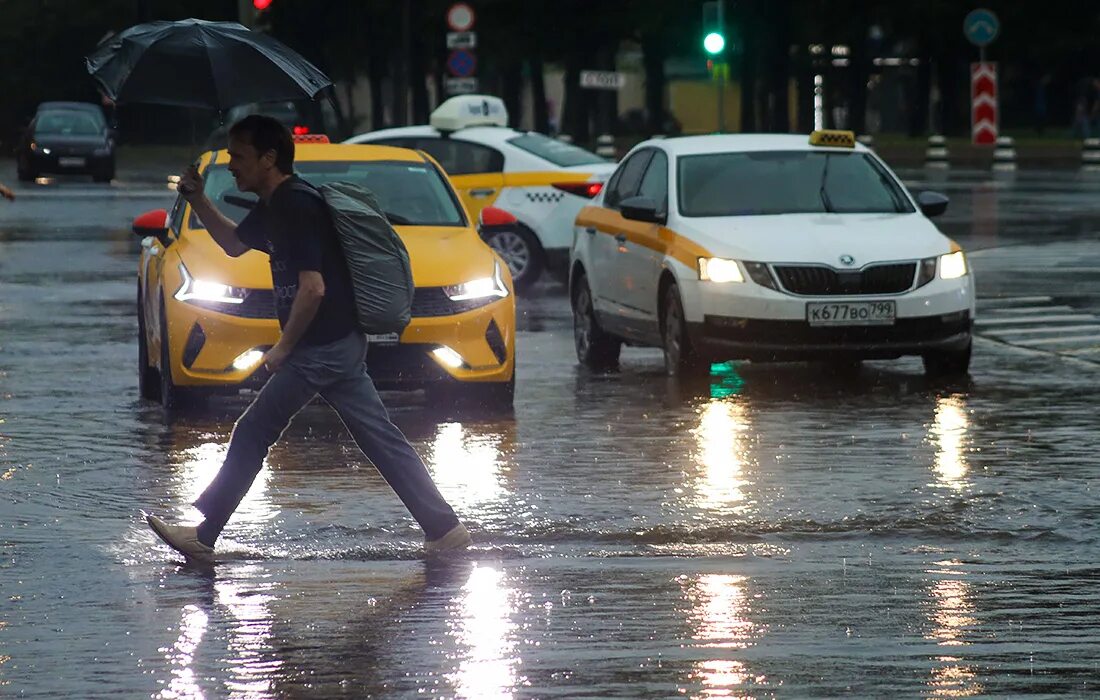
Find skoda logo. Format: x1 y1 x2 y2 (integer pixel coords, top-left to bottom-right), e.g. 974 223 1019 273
839 254 856 266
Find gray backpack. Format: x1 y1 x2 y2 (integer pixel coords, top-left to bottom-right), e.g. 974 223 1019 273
295 181 414 335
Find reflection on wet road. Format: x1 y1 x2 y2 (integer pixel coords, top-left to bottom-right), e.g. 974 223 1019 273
3 173 1100 696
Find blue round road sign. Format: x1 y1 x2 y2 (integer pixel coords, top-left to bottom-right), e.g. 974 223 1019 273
447 49 476 78
963 8 999 47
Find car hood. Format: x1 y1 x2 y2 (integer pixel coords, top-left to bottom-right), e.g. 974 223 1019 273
179 226 500 290
678 213 953 265
34 134 109 149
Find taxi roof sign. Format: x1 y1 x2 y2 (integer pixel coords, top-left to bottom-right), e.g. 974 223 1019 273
809 129 856 148
430 94 508 132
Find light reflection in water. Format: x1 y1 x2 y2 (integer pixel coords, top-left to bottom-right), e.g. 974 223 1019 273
683 574 762 695
428 423 506 510
174 441 275 525
447 565 519 699
930 395 970 489
925 560 982 697
692 400 751 514
216 570 280 699
159 604 208 700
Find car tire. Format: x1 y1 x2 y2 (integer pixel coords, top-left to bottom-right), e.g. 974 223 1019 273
572 274 621 369
662 282 707 377
484 225 544 291
923 341 972 378
137 287 161 401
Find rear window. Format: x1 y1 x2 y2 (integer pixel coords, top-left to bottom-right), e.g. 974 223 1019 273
506 133 607 167
191 160 466 229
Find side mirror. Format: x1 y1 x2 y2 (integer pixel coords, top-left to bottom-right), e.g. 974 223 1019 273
916 191 949 218
133 209 169 241
620 195 666 224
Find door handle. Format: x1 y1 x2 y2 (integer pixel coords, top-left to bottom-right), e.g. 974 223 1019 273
469 188 496 198
615 233 628 244
585 227 597 235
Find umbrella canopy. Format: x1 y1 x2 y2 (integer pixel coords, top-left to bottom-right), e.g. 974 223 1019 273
85 18 333 111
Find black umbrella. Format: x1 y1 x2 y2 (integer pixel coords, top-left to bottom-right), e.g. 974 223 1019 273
85 18 333 111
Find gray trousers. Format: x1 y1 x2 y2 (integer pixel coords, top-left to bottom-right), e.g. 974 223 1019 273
193 331 460 541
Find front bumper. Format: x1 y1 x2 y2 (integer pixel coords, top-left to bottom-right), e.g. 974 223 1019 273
28 151 113 175
678 273 975 361
689 311 972 361
166 294 515 390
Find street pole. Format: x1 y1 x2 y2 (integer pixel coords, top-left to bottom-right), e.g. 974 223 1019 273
237 0 254 28
716 0 725 132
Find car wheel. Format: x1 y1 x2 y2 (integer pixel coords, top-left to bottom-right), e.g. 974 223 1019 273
485 225 544 291
137 287 161 401
662 282 706 377
572 274 621 369
923 342 972 378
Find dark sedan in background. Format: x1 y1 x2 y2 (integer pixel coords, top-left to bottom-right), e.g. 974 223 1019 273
16 102 116 182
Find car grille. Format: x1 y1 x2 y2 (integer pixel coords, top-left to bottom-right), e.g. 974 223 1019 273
411 287 493 317
193 290 277 319
773 263 917 295
192 287 490 320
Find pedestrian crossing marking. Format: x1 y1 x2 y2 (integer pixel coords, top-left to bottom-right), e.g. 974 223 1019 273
974 294 1100 358
990 324 1100 336
976 314 1095 326
1017 334 1100 347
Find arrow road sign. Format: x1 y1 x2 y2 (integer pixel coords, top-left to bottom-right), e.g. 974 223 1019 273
964 8 1000 47
971 62 998 145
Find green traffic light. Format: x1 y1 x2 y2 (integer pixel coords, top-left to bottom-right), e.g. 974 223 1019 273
703 31 726 55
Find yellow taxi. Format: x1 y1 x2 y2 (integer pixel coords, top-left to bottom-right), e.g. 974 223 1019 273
134 139 516 409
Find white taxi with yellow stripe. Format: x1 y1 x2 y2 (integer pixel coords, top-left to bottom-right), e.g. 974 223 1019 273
569 130 975 377
345 95 615 290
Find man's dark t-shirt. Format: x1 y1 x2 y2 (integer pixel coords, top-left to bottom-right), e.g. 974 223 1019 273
237 175 357 346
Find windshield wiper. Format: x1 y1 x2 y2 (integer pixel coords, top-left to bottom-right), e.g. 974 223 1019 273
818 154 835 213
383 211 412 225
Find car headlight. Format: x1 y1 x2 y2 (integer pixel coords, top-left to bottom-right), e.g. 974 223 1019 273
939 251 968 280
698 257 745 283
174 262 246 305
41 146 52 155
444 261 509 301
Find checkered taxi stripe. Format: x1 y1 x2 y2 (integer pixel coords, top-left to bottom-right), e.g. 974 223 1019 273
525 190 564 203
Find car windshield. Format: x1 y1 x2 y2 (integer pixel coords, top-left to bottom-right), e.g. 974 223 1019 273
35 111 104 136
192 160 466 228
506 132 607 167
677 150 914 217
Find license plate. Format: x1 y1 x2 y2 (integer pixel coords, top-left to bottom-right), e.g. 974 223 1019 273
59 157 86 167
807 300 896 326
366 332 400 345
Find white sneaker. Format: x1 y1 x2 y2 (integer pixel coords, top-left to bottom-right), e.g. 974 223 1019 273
425 523 472 555
147 514 215 563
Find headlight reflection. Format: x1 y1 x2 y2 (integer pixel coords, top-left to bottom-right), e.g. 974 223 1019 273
925 560 982 697
447 565 519 699
174 441 275 529
683 573 765 694
691 400 752 514
929 395 970 489
428 423 507 512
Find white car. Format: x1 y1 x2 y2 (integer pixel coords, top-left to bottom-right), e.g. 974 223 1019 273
345 95 615 289
569 130 975 377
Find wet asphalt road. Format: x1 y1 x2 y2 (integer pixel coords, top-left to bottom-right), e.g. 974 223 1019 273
3 168 1100 697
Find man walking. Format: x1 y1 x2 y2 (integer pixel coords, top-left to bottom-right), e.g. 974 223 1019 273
146 115 470 562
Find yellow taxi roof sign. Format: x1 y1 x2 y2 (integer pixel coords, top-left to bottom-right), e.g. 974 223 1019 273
809 129 856 148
